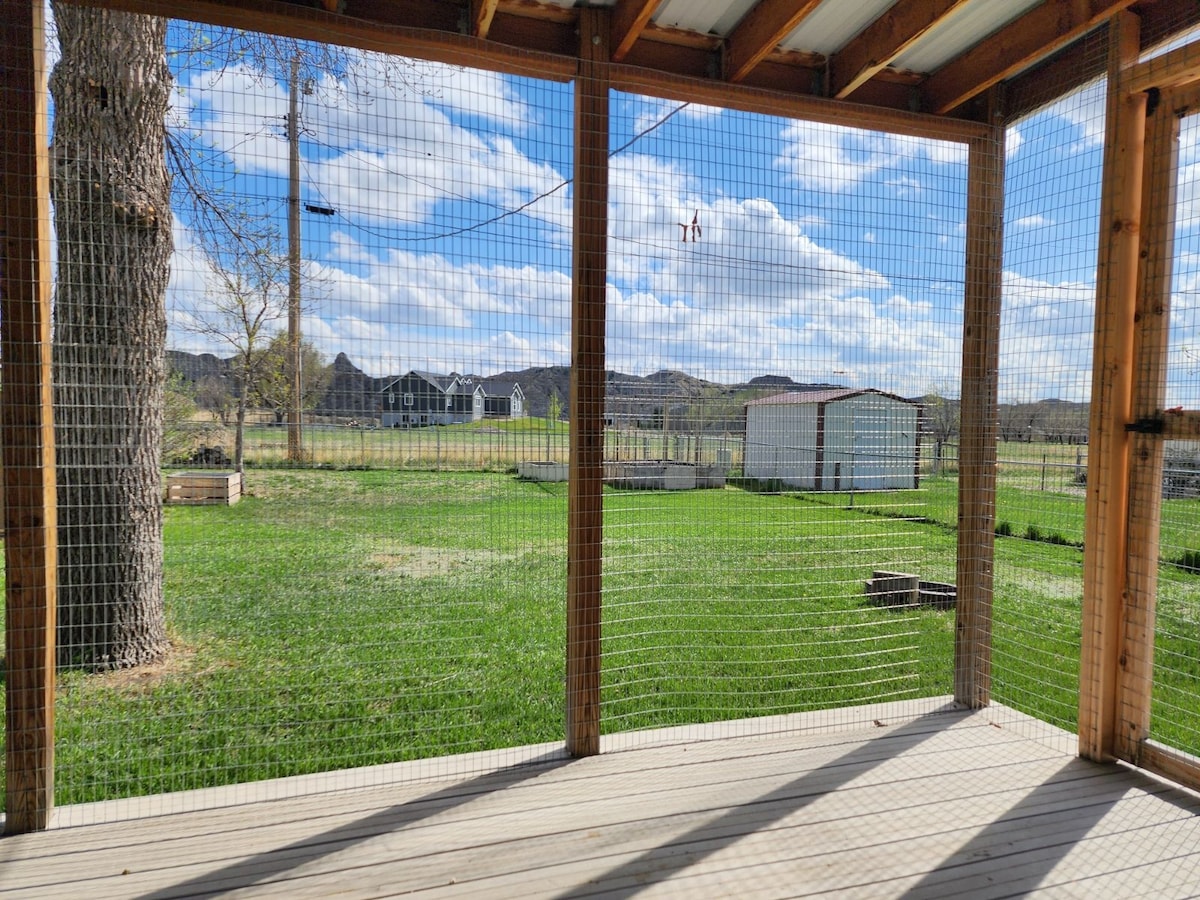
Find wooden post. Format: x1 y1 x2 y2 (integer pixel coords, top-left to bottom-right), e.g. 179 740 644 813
566 7 609 757
953 110 1005 709
1115 81 1186 763
1079 12 1145 763
1 0 58 834
287 56 304 463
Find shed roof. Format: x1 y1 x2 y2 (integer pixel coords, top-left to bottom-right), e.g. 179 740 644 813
745 388 918 407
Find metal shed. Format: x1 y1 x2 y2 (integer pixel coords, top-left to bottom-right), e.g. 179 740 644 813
744 389 920 491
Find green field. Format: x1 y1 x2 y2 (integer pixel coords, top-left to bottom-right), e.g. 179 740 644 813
5 464 1200 810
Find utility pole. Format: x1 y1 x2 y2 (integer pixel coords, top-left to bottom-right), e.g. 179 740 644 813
287 56 303 462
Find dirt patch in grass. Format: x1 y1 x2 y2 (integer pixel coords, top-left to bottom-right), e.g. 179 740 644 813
369 543 515 578
85 640 199 695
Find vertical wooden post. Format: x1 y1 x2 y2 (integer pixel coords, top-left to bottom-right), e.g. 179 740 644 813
287 56 304 463
954 112 1005 709
1 0 58 834
1115 83 1184 762
566 7 609 757
1080 12 1144 763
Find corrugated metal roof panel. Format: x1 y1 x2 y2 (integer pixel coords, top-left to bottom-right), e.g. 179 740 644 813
892 0 1043 74
780 0 900 56
652 0 759 36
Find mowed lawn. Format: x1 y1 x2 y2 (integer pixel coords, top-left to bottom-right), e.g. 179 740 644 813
4 468 1198 809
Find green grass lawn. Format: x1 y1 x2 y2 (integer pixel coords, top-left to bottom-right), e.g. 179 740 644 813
5 466 1200 810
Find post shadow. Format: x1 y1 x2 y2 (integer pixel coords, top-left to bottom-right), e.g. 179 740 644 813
555 708 963 899
135 748 569 899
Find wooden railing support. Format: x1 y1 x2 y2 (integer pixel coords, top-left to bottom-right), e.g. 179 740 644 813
1079 12 1146 762
2 0 59 834
1115 82 1181 764
565 7 610 758
954 106 1005 709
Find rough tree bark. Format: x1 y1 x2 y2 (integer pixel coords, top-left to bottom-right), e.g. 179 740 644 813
50 6 172 670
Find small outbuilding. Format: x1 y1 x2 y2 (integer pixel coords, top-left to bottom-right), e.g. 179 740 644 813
744 388 921 490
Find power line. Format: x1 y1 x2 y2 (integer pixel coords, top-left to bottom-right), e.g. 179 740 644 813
300 101 693 244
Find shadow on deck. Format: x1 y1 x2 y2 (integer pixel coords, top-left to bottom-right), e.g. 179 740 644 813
4 699 1200 898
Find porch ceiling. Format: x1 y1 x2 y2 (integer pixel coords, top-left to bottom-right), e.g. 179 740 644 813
78 0 1200 124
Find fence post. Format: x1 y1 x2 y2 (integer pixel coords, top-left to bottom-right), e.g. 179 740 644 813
1114 76 1185 764
2 1 58 834
1080 13 1145 761
566 8 609 758
954 99 1005 710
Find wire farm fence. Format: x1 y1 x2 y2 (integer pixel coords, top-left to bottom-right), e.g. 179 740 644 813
990 54 1107 740
10 8 1200 825
47 20 578 823
599 89 970 742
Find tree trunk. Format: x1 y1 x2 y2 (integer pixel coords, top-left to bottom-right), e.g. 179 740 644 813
50 6 172 670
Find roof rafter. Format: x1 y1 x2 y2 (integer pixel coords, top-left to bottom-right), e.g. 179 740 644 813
724 0 822 84
829 0 970 100
921 0 1139 115
472 0 500 40
610 0 661 63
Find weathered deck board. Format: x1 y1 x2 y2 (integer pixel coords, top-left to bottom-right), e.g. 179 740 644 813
3 702 1199 898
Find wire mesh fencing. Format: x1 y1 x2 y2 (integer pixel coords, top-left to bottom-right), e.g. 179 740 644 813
7 3 1200 833
45 16 576 823
989 59 1106 742
598 93 969 747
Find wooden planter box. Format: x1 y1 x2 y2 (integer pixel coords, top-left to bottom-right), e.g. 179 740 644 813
166 471 241 506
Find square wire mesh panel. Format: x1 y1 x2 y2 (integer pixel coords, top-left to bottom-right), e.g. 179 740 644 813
990 65 1107 740
599 91 970 746
1151 108 1200 761
43 15 573 823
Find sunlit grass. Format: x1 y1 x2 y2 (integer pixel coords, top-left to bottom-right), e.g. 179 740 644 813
3 466 1198 809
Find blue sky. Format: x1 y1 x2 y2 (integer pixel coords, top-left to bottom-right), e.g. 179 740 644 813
150 26 1200 405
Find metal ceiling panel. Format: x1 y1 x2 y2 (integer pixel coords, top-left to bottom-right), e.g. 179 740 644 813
779 0 900 56
652 0 759 37
892 0 1043 74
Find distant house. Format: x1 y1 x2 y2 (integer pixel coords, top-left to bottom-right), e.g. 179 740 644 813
744 389 921 490
379 371 523 427
379 371 484 427
480 378 525 419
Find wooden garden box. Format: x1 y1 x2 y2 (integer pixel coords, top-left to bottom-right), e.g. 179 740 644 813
166 471 241 506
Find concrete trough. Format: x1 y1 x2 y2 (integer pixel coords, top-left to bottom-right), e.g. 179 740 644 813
604 461 728 490
516 461 568 482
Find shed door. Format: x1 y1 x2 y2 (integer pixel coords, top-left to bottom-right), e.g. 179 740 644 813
852 416 887 489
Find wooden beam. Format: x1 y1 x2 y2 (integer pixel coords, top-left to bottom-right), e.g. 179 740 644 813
610 0 660 63
830 0 970 100
953 108 1004 710
566 7 609 759
724 0 822 84
472 0 499 40
65 0 578 81
1079 12 1144 764
610 63 988 144
1 0 58 835
1115 87 1178 764
922 0 1139 115
1138 741 1200 797
1125 37 1200 96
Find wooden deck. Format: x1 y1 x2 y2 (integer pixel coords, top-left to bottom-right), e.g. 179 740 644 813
4 700 1200 898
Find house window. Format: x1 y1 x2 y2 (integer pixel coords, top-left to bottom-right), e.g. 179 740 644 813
403 392 413 407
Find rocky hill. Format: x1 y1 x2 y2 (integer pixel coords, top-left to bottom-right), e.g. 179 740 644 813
167 349 845 427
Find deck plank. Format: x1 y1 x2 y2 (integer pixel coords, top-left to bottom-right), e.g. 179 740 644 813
2 702 1199 898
